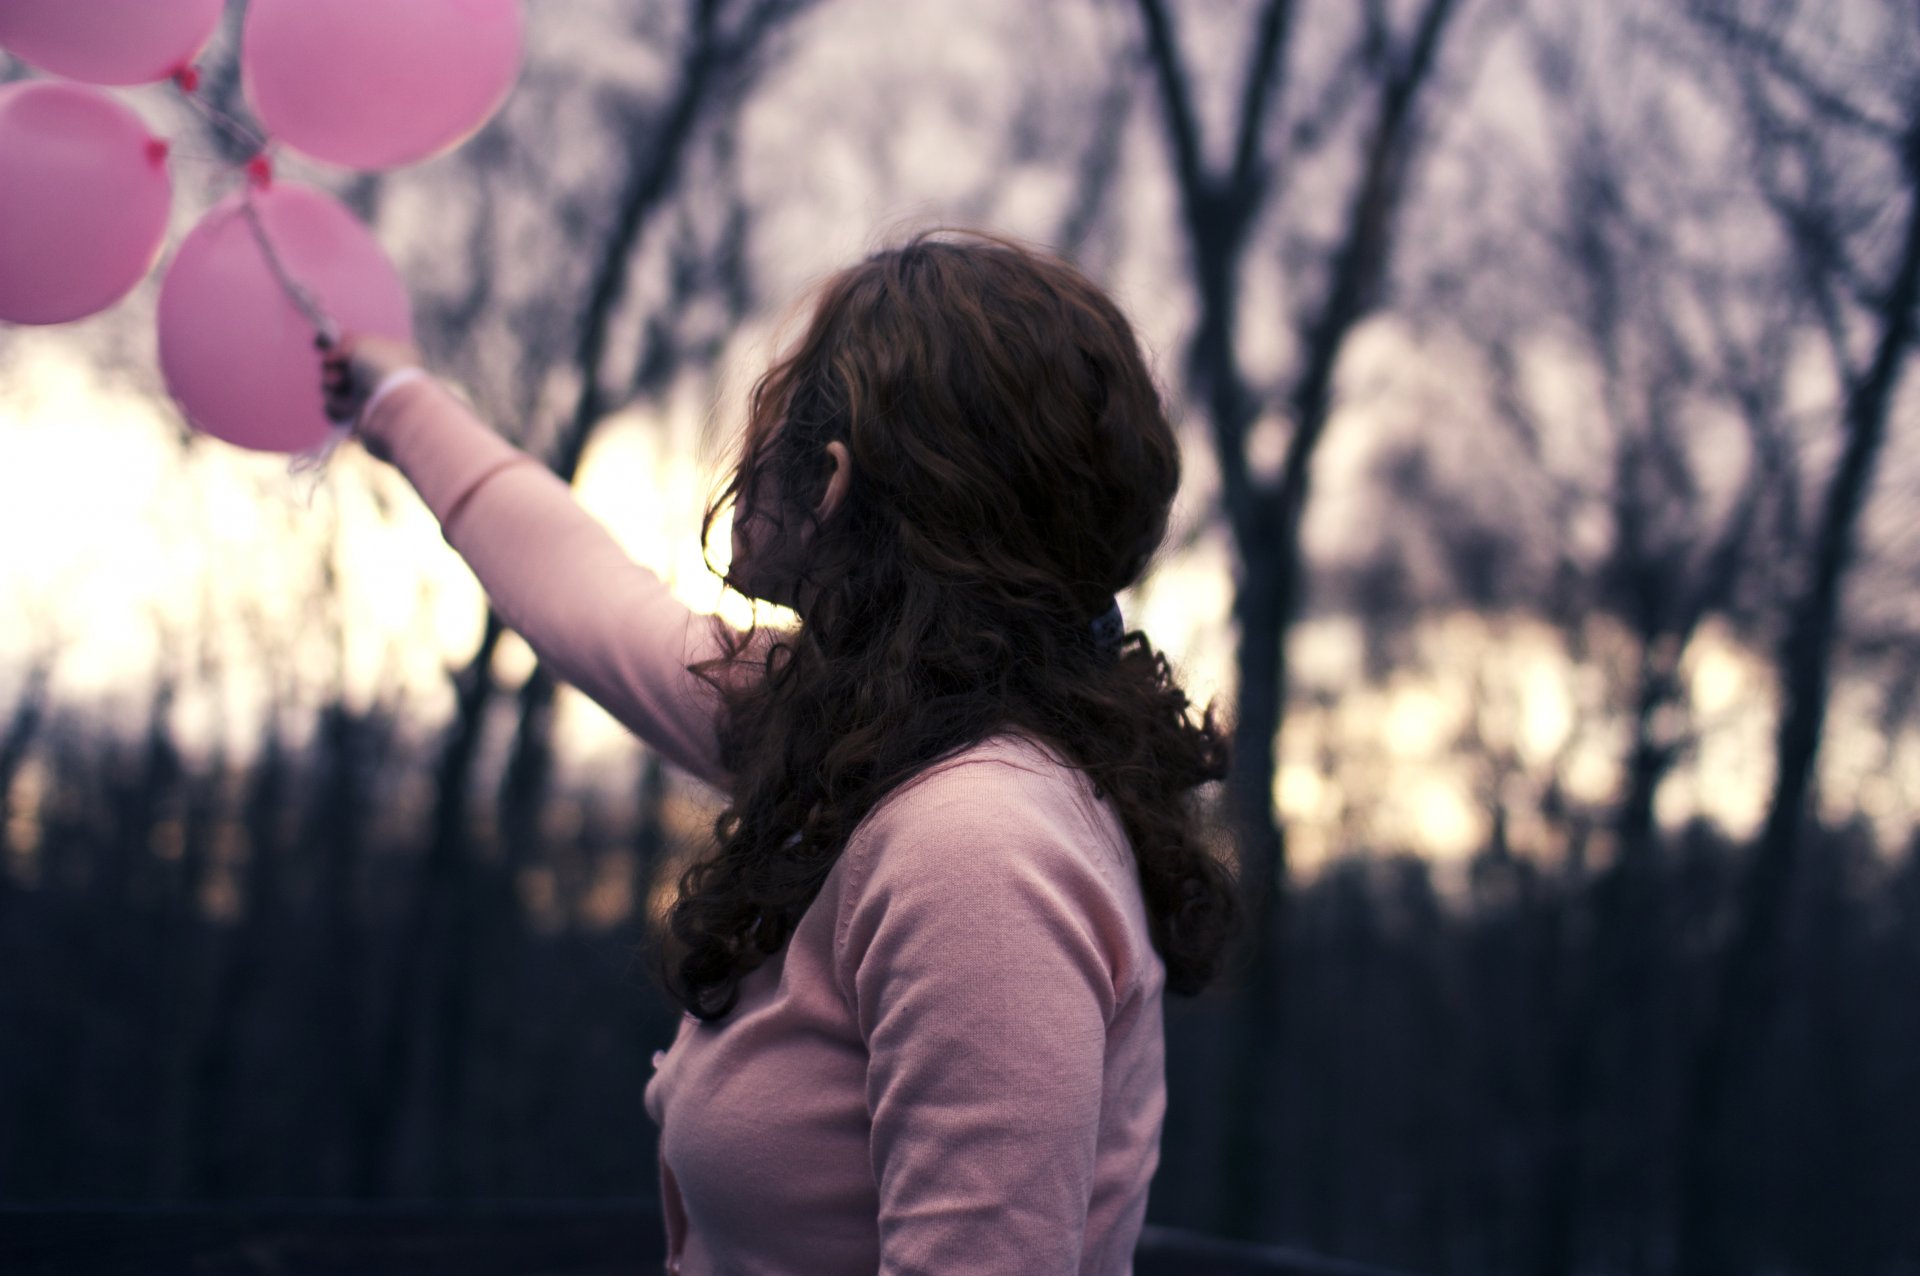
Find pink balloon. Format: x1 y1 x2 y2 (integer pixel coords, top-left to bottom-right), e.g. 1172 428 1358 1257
0 0 224 86
158 182 413 454
243 0 524 170
0 80 171 325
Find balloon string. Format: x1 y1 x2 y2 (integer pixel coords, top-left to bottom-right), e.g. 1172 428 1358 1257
171 71 325 333
171 66 347 491
233 191 349 488
172 74 271 160
239 194 341 345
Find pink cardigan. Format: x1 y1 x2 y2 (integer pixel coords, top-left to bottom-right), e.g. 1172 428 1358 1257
361 377 1168 1275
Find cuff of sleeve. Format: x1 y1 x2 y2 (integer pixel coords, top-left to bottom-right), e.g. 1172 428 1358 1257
358 366 431 428
358 373 543 529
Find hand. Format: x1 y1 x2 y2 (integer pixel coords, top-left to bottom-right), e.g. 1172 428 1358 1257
319 331 424 426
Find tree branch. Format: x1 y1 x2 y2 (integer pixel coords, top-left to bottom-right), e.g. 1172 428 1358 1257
1228 0 1297 199
1683 1 1906 143
1284 0 1461 505
1134 0 1212 227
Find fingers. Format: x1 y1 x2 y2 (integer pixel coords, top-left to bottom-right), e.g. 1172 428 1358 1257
319 336 353 391
320 329 363 424
320 346 352 393
317 329 425 427
323 377 358 424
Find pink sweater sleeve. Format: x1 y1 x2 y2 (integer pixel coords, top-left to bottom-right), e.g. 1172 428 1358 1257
834 764 1128 1275
358 376 733 791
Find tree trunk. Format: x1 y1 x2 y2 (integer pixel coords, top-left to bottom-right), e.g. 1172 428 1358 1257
1217 551 1290 1240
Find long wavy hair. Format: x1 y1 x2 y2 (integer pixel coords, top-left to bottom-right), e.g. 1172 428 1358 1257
658 230 1238 1020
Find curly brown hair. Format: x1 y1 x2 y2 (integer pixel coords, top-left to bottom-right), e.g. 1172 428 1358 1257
658 230 1238 1020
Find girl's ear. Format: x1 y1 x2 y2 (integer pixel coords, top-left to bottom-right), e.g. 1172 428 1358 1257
813 441 852 524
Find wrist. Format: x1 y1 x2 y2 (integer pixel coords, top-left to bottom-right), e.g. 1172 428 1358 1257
362 365 429 421
353 366 431 453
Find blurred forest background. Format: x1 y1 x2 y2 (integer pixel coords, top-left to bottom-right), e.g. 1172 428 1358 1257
2 2 1918 1274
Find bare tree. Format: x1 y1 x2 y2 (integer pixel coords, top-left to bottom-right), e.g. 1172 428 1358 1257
1131 0 1481 1236
1660 5 1920 1273
1404 10 1822 1264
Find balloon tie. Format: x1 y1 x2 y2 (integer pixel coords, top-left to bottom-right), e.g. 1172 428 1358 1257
169 64 201 93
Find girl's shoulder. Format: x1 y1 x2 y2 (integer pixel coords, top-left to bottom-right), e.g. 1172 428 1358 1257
870 731 1084 819
827 730 1155 1006
847 731 1133 894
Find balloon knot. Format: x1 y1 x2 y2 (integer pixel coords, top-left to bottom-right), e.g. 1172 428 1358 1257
146 137 171 166
246 154 274 189
170 64 201 93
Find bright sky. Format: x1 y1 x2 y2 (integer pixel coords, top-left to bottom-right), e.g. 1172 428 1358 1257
5 324 1887 882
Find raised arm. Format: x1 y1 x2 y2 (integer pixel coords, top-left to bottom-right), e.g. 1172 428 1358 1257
355 372 734 792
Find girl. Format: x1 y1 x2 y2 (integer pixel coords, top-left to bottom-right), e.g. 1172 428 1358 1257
323 231 1238 1275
